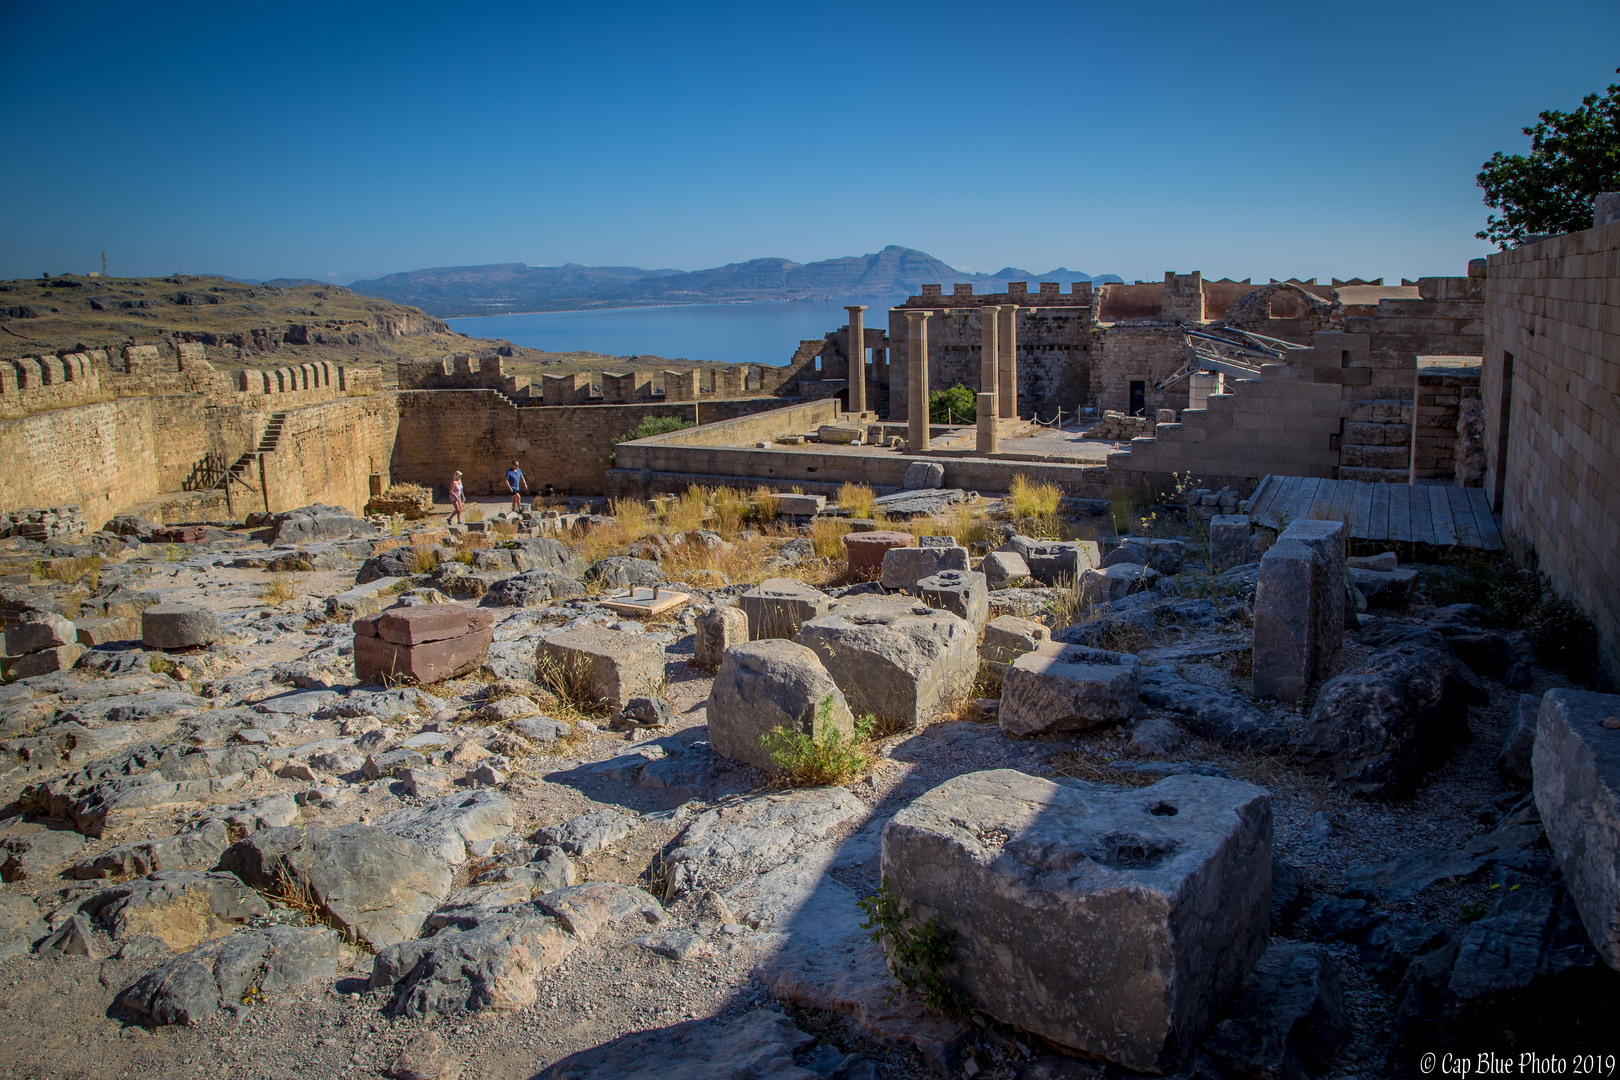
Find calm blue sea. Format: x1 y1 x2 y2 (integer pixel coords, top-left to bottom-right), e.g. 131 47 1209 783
445 299 894 367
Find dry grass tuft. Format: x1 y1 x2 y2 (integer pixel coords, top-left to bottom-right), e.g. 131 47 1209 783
1047 750 1158 788
260 575 298 604
465 503 485 523
751 485 781 524
837 482 876 519
809 517 853 560
1008 474 1062 519
42 555 102 589
535 650 610 719
660 486 709 533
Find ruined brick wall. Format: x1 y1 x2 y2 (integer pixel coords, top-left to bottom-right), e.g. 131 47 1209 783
396 355 533 400
390 393 794 497
1483 221 1620 684
1091 326 1186 416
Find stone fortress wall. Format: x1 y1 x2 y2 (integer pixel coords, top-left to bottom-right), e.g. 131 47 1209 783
1482 215 1620 684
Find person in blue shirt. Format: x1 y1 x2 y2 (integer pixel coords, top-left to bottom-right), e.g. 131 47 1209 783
505 460 528 512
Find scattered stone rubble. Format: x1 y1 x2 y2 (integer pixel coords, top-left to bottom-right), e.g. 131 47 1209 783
0 493 1612 1080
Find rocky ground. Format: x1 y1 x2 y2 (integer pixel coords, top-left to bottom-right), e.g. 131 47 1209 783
0 492 1611 1080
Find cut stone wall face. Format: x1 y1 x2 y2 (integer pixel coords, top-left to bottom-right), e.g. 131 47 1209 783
881 769 1273 1072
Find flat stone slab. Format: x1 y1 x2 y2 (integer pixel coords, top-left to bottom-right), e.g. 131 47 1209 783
537 1009 823 1080
843 531 913 577
882 769 1272 1072
601 587 689 617
1533 688 1620 967
117 925 344 1027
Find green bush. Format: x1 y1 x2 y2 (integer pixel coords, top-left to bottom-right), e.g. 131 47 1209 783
928 384 976 425
616 415 695 444
760 698 876 786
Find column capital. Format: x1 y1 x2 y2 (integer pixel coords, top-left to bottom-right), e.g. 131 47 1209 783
903 308 932 324
844 304 868 314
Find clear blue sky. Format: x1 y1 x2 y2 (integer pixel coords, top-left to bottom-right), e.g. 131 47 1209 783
3 1 1616 286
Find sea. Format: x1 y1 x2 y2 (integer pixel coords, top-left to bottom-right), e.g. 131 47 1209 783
444 298 895 368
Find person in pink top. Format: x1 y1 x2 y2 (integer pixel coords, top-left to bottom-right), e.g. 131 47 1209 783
447 471 465 525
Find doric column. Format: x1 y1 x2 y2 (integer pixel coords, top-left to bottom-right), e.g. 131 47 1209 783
845 305 867 416
997 304 1018 420
978 304 1001 453
905 309 932 451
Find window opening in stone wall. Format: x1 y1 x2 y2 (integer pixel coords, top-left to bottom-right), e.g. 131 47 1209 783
1494 351 1515 511
1129 381 1145 416
814 356 822 372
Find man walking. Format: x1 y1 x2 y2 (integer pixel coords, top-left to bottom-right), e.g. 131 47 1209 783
505 460 528 513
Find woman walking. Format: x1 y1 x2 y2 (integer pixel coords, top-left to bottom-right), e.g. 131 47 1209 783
447 471 465 525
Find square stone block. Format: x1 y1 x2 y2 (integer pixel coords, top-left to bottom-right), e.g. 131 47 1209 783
999 641 1140 735
795 597 975 729
880 545 969 592
535 627 666 712
1252 519 1345 701
915 570 988 632
739 579 829 641
882 769 1272 1072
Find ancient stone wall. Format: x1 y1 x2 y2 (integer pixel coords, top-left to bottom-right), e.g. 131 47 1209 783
887 302 1094 421
1483 220 1620 684
257 397 400 519
390 392 794 497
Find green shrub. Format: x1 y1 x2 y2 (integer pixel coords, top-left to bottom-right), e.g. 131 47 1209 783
760 698 876 786
928 384 976 425
1525 590 1601 684
858 877 971 1015
616 415 696 444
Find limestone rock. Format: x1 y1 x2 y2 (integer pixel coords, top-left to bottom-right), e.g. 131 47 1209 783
1210 515 1252 572
1253 520 1345 701
1499 692 1541 781
374 789 517 864
981 550 1031 589
1024 540 1102 586
1104 539 1184 575
537 1009 821 1080
385 1032 462 1080
269 503 375 543
999 641 1141 735
536 809 636 857
1202 941 1348 1080
219 823 453 948
83 870 270 950
536 627 666 712
795 597 975 730
693 605 748 670
585 556 666 589
484 569 586 607
1294 633 1472 799
1532 689 1620 967
903 461 946 489
5 613 76 654
1139 668 1290 753
371 906 576 1019
914 569 988 632
117 925 344 1026
2 643 83 679
1077 562 1159 606
1349 567 1418 608
0 894 47 960
739 579 829 641
842 531 913 578
140 603 220 650
881 769 1273 1072
980 614 1049 674
708 640 853 772
668 787 865 888
536 882 663 939
880 545 969 592
0 827 87 880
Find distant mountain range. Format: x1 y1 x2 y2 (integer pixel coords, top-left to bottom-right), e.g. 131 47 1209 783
346 246 1123 317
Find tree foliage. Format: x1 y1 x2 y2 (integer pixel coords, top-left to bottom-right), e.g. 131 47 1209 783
1476 69 1620 249
615 414 694 443
928 383 977 424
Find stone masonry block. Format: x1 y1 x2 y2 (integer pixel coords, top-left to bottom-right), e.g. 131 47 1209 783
1209 515 1251 572
536 627 665 712
882 769 1273 1071
1252 520 1345 702
739 578 829 640
1532 688 1620 967
881 545 969 592
694 605 748 671
1000 641 1141 735
707 640 853 773
915 569 988 632
795 597 975 730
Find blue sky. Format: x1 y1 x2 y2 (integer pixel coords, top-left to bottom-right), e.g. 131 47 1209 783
3 1 1617 286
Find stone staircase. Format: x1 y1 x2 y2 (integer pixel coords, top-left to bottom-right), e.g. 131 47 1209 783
216 411 288 493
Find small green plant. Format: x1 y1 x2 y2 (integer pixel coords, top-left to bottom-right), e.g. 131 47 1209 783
1525 589 1601 684
163 543 186 563
928 383 977 424
1106 484 1140 535
1459 900 1489 923
760 698 876 786
617 415 696 443
858 877 971 1015
148 655 177 676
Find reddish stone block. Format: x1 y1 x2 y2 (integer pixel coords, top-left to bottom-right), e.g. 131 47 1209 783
374 605 493 646
843 530 914 577
354 625 492 685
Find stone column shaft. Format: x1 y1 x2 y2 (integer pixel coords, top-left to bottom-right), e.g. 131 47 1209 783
845 305 867 416
976 392 999 453
979 305 1000 404
905 310 932 452
998 305 1018 420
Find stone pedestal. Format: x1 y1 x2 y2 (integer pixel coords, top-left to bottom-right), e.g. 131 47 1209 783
845 305 866 415
1253 519 1346 701
905 309 932 452
976 393 999 453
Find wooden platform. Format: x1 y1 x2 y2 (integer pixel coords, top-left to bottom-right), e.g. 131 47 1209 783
1244 475 1503 550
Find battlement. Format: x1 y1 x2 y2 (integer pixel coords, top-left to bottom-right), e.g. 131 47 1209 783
0 343 381 420
396 354 532 399
907 281 1094 307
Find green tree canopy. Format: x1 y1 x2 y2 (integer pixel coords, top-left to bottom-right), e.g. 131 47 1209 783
1476 69 1620 249
928 384 977 424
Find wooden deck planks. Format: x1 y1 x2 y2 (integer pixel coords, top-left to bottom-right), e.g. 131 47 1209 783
1249 475 1498 549
1428 485 1458 546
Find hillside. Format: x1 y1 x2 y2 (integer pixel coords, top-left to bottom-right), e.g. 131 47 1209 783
350 246 1123 316
0 274 755 381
